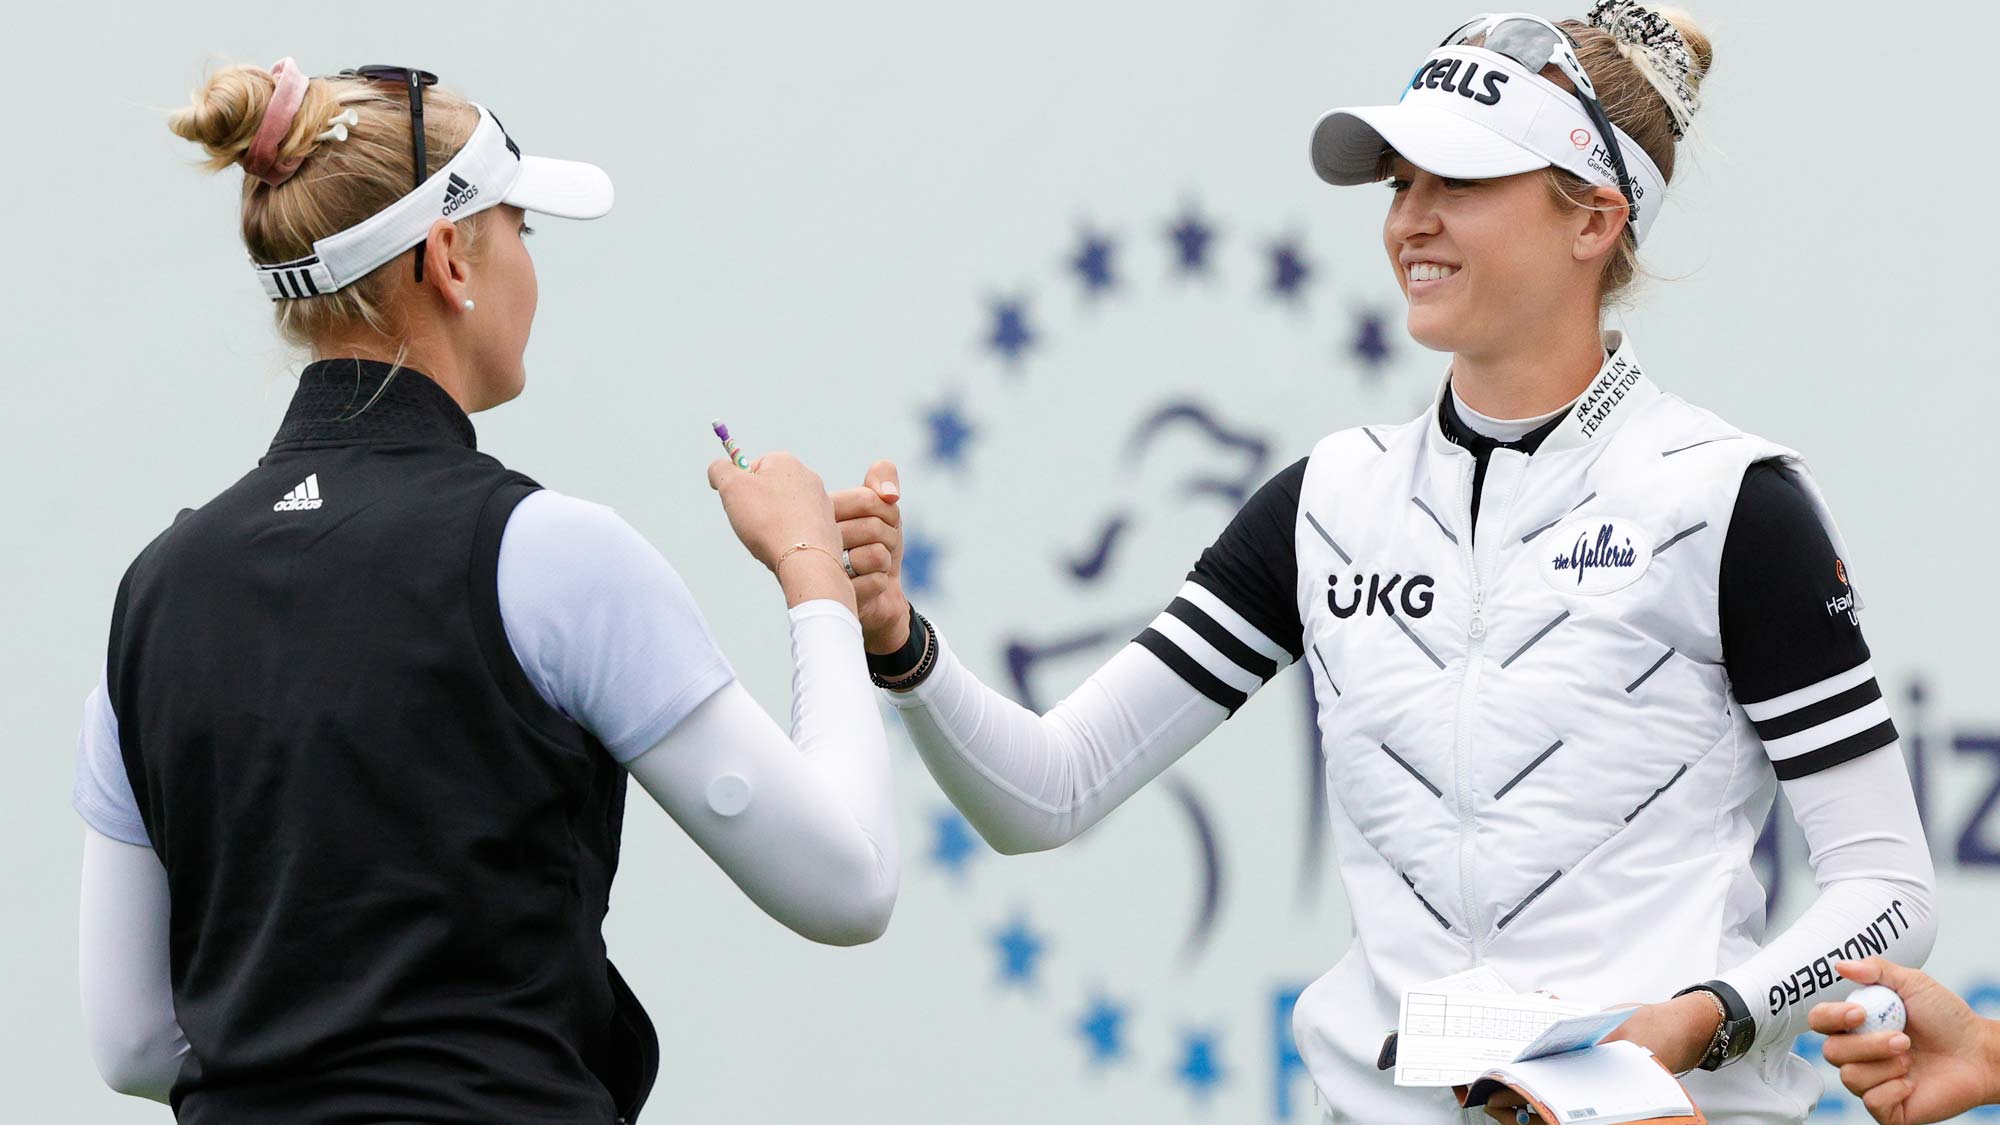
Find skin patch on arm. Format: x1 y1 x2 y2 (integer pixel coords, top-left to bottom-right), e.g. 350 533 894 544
706 773 753 817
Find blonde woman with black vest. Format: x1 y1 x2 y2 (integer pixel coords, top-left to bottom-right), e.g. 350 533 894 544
835 4 1935 1121
72 62 898 1122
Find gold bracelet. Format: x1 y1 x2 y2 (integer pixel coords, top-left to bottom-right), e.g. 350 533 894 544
1687 989 1730 1075
774 542 842 570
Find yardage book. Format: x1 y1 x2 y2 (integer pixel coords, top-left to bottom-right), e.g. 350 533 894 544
1461 1040 1703 1125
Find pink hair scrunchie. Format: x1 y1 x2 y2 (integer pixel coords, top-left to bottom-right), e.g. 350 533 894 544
242 57 309 187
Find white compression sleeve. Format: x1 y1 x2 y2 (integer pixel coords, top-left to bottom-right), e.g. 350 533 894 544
1716 744 1938 1048
623 600 899 945
78 825 188 1102
886 628 1229 854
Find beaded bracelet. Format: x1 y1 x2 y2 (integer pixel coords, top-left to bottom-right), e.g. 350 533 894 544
868 603 937 691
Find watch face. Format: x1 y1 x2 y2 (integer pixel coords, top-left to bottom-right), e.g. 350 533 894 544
1701 1017 1755 1070
1725 1018 1756 1057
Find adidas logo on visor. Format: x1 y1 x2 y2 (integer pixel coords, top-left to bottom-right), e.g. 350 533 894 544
442 172 479 216
273 473 323 512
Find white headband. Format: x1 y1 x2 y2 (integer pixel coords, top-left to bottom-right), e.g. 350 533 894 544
1310 45 1669 244
252 103 613 300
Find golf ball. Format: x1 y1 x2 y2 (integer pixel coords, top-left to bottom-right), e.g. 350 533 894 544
1848 985 1906 1034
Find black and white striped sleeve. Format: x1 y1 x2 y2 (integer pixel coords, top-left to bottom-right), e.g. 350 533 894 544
1712 465 1934 1043
1740 661 1898 781
1133 459 1307 716
1722 461 1898 780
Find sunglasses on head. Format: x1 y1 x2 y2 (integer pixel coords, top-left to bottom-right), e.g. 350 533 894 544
1439 14 1638 224
334 66 442 281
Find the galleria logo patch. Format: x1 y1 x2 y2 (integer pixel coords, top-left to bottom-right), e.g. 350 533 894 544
1538 516 1653 595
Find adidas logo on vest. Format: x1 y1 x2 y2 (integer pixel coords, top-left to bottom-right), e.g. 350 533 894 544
274 474 323 512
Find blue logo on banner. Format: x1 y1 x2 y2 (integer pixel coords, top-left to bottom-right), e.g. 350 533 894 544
906 199 1397 1116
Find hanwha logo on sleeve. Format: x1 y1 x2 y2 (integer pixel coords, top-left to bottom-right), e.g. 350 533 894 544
1836 557 1848 585
1537 516 1653 594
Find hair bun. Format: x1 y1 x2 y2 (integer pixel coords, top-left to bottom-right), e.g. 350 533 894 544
168 64 286 171
1585 0 1709 138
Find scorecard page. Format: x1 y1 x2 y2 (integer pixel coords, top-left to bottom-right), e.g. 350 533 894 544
1394 985 1594 1087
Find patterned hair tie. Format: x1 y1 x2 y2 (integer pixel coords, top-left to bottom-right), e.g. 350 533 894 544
1586 0 1700 138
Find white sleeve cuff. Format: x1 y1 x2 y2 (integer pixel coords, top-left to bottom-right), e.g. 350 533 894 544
787 598 864 636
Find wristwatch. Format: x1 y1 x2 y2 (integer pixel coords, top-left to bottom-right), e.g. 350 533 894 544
1674 980 1755 1071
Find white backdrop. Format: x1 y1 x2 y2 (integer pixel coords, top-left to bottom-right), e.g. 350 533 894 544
5 1 1997 1121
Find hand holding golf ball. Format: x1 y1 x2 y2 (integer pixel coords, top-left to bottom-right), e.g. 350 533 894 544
1809 958 2000 1125
1846 985 1906 1034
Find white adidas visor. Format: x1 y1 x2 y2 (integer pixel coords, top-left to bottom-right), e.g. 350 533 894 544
1309 45 1667 245
254 103 613 300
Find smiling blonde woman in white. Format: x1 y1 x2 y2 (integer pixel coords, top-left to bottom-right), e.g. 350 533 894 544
832 4 1936 1121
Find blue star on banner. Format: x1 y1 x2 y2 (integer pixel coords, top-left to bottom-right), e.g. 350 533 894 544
1168 209 1215 274
928 808 978 879
986 298 1036 365
923 399 976 466
1077 996 1128 1065
1352 312 1392 373
1175 1031 1225 1099
1070 230 1117 294
901 533 940 595
992 916 1046 988
1268 241 1312 302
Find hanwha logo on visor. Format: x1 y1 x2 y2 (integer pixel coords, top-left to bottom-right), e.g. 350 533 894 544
1571 128 1592 149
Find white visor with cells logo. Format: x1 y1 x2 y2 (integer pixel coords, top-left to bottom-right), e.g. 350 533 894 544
252 103 614 300
1309 46 1668 245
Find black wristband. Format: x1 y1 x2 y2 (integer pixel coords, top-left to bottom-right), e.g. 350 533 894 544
866 602 927 678
869 606 936 691
1675 979 1755 1070
871 617 937 691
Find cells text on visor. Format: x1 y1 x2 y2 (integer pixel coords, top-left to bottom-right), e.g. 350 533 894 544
1409 57 1511 106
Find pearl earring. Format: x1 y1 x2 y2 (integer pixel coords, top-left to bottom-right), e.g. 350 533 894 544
461 298 475 311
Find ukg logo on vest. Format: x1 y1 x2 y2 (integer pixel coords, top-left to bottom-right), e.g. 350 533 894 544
1326 572 1437 618
1539 516 1653 594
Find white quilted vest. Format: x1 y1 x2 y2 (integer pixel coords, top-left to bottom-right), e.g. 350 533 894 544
1292 334 1857 1123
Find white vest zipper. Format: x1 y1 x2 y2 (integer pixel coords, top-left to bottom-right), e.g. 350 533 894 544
1451 451 1484 963
1450 448 1526 962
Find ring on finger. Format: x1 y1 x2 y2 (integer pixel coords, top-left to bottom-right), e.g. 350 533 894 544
842 548 858 578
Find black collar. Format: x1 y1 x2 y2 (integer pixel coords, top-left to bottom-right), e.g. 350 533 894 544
1437 381 1571 459
269 358 477 452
